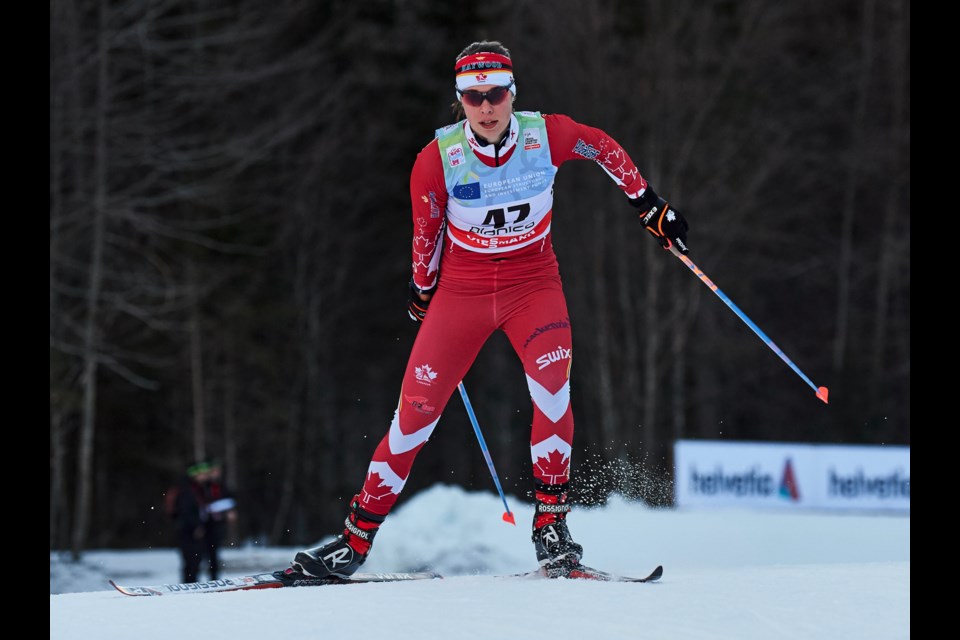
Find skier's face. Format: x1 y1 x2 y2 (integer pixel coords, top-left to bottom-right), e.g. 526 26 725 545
461 83 513 144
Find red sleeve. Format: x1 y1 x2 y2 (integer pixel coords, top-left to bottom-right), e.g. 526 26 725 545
409 139 448 291
544 113 649 199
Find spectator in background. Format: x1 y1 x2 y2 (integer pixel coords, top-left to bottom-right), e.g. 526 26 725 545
165 461 211 583
200 459 237 580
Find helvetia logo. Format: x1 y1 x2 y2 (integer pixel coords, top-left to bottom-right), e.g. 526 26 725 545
779 458 801 501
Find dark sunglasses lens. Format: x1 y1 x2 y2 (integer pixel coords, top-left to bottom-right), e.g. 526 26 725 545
486 86 508 105
463 86 509 107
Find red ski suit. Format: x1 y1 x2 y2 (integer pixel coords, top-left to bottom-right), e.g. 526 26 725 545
358 112 650 515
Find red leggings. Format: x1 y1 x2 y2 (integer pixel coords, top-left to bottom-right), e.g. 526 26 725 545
358 242 575 515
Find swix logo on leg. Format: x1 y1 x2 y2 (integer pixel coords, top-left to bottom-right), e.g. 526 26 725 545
323 547 352 567
535 346 571 370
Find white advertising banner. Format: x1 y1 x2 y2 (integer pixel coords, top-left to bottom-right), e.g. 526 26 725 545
816 444 911 511
674 440 909 513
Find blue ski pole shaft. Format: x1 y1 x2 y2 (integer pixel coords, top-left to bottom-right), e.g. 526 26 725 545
668 246 829 404
457 381 516 524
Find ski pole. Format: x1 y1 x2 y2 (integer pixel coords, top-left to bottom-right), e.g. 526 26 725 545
668 246 829 404
458 381 516 524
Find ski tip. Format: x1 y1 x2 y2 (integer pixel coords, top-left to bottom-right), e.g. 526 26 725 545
816 386 829 404
502 511 516 525
108 579 146 596
108 579 129 595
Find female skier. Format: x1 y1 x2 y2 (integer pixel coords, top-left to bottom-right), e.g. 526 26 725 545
292 40 689 578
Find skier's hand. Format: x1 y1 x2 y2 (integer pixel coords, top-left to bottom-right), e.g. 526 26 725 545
630 188 689 255
407 279 436 323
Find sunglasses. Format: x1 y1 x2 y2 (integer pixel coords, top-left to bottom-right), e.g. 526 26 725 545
457 82 514 107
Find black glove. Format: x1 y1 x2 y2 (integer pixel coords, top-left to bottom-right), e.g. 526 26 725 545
629 188 689 255
407 279 436 323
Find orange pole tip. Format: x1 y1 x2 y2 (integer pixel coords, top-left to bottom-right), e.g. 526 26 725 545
502 512 516 525
816 386 829 404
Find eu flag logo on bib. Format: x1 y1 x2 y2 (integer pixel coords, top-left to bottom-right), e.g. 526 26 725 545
452 182 481 200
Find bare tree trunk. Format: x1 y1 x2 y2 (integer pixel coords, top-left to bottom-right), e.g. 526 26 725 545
833 0 876 373
50 0 68 554
670 296 688 443
189 260 207 463
870 0 906 410
270 246 308 543
693 303 723 440
614 221 641 498
50 409 68 549
640 0 674 467
641 251 664 462
317 299 340 533
224 335 239 544
71 0 110 561
587 8 618 473
271 392 303 544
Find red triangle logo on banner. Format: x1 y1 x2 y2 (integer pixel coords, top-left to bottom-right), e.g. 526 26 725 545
779 458 801 501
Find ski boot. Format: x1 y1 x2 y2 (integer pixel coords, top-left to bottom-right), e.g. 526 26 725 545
531 481 583 576
291 495 385 578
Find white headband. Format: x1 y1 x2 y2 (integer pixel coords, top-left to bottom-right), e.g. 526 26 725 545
454 52 517 96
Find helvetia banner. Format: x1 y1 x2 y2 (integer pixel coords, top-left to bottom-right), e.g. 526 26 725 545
673 440 909 513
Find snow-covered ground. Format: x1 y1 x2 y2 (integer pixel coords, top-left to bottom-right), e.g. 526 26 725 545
51 484 910 639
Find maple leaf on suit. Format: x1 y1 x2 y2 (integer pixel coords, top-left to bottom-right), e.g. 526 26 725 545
534 449 570 484
362 471 396 503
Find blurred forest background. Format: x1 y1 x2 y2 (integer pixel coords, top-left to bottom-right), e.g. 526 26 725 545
50 0 909 556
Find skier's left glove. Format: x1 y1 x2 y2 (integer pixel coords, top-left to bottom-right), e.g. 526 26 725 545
407 279 436 323
629 188 690 255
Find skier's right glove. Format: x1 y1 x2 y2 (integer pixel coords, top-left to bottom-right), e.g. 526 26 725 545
407 279 436 323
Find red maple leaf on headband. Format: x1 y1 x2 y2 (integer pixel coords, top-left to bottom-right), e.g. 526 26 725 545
475 72 487 82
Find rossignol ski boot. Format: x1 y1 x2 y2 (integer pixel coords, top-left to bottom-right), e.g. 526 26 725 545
531 481 583 572
292 495 385 578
